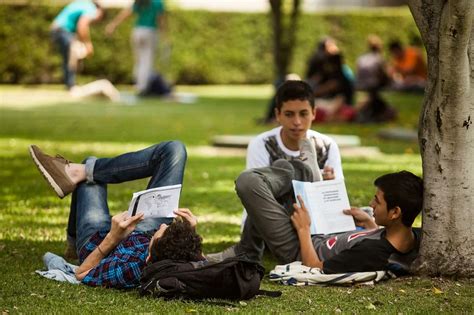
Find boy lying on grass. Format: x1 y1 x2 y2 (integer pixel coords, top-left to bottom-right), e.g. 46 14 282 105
208 157 423 275
30 142 203 289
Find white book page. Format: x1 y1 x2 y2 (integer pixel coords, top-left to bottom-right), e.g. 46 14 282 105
293 180 355 235
127 184 181 218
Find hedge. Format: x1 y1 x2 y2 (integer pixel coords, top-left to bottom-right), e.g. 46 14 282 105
0 4 420 84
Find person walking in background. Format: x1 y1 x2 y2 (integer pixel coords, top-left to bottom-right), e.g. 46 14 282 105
106 0 167 95
51 0 104 89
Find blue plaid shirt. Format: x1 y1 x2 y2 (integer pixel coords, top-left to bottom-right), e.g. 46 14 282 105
78 231 151 289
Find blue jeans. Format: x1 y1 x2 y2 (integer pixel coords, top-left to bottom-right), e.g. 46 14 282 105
66 141 187 252
51 28 75 89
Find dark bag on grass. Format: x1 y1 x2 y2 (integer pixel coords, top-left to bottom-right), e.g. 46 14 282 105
142 73 172 96
139 256 278 300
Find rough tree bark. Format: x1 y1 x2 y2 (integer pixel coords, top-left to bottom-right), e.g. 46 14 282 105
408 0 474 277
269 0 301 81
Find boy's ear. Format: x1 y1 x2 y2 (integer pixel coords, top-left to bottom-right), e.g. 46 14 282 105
146 253 152 263
390 206 402 220
274 108 281 122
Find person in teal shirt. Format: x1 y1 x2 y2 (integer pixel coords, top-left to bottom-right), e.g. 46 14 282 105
106 0 167 94
51 0 104 89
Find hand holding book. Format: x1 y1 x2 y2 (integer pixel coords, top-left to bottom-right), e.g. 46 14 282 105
342 207 378 230
292 179 356 235
127 184 182 218
291 195 312 233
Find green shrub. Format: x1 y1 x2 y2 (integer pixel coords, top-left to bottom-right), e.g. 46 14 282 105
0 5 419 84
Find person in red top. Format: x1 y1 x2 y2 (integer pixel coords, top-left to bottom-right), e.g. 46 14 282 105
388 40 427 91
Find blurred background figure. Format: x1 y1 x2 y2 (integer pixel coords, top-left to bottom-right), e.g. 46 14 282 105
259 37 355 125
306 37 354 107
50 0 104 90
355 35 396 123
306 37 355 123
387 39 427 92
106 0 168 96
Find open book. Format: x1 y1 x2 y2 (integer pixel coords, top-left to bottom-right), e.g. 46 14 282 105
292 179 355 235
127 184 181 218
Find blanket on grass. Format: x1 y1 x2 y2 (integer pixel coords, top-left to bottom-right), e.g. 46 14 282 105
269 261 393 286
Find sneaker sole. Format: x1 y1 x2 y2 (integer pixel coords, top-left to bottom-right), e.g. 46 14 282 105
29 146 66 198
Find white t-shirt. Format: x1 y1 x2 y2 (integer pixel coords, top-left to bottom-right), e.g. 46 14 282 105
246 126 343 178
241 126 344 227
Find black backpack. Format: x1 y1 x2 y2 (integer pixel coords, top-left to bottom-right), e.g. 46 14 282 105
139 256 280 300
142 73 172 96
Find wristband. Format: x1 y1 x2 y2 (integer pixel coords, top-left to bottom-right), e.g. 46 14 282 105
97 244 106 256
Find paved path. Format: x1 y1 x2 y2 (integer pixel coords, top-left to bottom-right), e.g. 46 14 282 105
188 145 382 158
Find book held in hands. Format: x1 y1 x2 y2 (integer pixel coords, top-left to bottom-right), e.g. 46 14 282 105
292 179 355 235
127 184 181 218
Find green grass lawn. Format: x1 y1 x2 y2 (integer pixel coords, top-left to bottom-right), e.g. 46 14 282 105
0 85 472 313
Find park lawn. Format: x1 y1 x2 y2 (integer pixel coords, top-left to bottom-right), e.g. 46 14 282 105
0 85 472 313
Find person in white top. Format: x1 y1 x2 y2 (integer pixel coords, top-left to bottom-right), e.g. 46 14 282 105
246 126 343 179
246 81 343 177
241 80 344 227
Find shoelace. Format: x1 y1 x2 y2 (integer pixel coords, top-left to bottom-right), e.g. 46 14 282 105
55 154 71 165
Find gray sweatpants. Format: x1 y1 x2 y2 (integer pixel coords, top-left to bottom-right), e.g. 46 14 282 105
235 159 313 264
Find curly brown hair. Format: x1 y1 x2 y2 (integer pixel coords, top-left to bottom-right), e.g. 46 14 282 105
150 220 203 263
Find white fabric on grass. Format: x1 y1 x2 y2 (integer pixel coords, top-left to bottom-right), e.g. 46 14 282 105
269 261 392 286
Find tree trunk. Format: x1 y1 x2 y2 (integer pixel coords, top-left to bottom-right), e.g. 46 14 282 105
269 0 301 81
408 0 474 277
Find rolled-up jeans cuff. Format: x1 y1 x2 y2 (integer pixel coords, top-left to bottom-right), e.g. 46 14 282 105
84 156 98 184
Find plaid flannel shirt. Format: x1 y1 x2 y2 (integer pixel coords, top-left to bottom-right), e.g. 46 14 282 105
78 231 151 289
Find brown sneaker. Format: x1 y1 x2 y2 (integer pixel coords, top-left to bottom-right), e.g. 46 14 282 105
29 145 76 198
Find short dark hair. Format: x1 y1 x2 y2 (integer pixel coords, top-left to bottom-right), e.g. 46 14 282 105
275 80 315 111
388 40 402 52
150 220 203 263
374 171 423 227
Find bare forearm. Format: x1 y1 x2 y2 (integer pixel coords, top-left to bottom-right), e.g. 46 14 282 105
363 220 378 230
76 17 91 43
297 228 323 269
75 233 119 280
110 8 133 29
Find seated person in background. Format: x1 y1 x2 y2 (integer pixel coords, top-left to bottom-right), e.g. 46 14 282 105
387 40 427 91
259 37 355 125
29 142 204 288
355 35 396 123
306 37 355 122
209 151 423 274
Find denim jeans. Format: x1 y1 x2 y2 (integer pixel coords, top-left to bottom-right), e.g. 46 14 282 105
66 141 187 252
235 159 313 264
50 28 75 89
